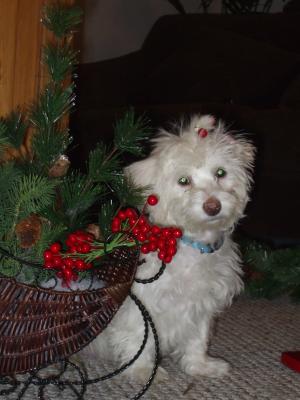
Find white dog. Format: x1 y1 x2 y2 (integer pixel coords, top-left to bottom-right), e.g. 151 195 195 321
89 114 255 382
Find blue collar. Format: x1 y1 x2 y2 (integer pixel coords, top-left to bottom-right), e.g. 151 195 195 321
181 235 224 254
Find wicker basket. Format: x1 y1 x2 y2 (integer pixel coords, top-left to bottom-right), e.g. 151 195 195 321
0 247 139 376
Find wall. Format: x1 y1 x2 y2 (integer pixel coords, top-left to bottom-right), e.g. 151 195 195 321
81 0 285 64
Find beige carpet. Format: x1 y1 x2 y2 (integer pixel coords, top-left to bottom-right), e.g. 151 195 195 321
5 296 300 400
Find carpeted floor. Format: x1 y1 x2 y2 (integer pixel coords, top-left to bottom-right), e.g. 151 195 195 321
5 295 300 400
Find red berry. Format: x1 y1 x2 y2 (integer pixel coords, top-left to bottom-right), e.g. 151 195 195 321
151 225 161 235
50 242 61 254
147 195 159 206
66 238 73 248
85 263 93 270
148 242 158 251
149 234 158 242
81 243 91 253
112 217 121 226
140 224 150 234
44 260 53 269
117 210 127 220
137 216 148 226
158 251 166 260
68 233 78 243
111 225 120 233
76 245 83 253
43 250 53 261
167 238 177 246
129 217 138 227
68 245 77 253
125 208 137 218
157 238 166 250
167 246 177 256
164 255 173 263
137 233 147 242
64 258 74 268
162 228 171 238
132 227 140 236
63 268 73 280
141 244 150 254
75 259 86 270
173 228 183 238
53 255 63 268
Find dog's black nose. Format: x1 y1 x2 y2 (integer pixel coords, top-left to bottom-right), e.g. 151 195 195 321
203 197 221 216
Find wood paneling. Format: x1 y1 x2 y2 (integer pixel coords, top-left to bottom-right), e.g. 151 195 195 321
0 0 75 118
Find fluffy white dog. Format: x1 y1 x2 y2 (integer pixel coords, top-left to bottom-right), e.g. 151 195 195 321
90 114 255 382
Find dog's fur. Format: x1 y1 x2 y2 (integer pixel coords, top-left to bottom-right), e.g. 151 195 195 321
89 115 255 381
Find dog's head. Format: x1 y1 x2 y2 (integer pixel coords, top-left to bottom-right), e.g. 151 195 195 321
125 115 255 238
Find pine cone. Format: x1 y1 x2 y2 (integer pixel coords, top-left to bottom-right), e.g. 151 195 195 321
48 154 70 178
15 214 42 248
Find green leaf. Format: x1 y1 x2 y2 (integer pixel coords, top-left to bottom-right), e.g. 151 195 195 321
114 109 151 156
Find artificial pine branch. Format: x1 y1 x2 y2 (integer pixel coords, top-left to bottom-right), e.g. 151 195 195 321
42 4 83 38
114 109 151 156
43 44 78 83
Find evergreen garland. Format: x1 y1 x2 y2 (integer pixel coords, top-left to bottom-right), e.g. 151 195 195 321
0 3 150 284
241 239 300 301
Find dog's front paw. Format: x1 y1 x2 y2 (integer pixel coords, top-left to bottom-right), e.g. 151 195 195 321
182 356 230 378
124 365 169 384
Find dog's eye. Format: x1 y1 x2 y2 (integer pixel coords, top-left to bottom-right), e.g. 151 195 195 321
178 176 191 186
215 168 227 178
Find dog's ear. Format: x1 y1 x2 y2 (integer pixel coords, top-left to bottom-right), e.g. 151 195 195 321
235 137 256 170
124 156 158 190
225 134 255 170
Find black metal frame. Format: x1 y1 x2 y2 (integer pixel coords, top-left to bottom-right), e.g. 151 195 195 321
0 246 166 400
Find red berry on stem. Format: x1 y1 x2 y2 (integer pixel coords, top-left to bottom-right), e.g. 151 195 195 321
158 251 166 260
141 244 150 254
173 228 183 238
137 215 148 226
162 228 171 238
147 195 159 206
132 227 140 236
50 242 61 254
157 238 166 250
68 233 78 244
117 210 127 220
167 246 177 256
64 258 74 268
129 217 138 227
43 250 53 261
149 242 158 251
137 233 147 242
125 208 137 219
81 243 91 253
151 225 161 235
75 259 86 270
44 260 53 269
167 238 177 246
111 225 120 233
53 255 63 268
164 255 173 264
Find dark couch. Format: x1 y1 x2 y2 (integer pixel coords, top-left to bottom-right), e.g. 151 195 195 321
71 5 300 245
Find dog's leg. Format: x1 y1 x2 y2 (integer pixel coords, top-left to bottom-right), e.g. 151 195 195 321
177 317 229 378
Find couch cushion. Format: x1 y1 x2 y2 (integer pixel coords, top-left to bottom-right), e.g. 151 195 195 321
133 26 300 108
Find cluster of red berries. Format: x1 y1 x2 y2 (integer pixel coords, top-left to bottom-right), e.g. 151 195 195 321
43 230 95 285
111 195 182 264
